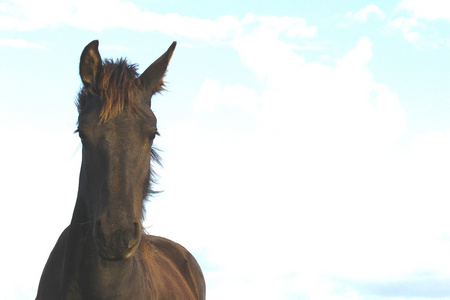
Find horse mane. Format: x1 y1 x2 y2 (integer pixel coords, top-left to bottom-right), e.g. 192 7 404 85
76 58 142 122
147 147 162 203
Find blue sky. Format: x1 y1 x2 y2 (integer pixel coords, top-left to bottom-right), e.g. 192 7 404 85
2 0 450 299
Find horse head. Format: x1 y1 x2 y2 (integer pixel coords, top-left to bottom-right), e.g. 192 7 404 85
76 40 175 261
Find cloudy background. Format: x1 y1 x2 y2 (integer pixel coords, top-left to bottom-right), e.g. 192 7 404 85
2 0 450 299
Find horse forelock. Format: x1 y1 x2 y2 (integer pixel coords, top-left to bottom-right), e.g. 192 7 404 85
77 58 143 122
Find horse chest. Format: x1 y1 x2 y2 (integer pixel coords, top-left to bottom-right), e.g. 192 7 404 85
78 255 151 300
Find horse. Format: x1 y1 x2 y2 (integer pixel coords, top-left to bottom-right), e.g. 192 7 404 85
36 40 206 300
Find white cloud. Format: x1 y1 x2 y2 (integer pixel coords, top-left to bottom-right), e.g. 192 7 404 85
0 38 45 49
0 0 240 39
393 0 450 46
388 17 420 42
0 1 315 46
346 4 385 22
70 6 242 41
0 0 74 30
145 32 450 299
192 78 260 114
398 0 450 20
231 25 306 83
142 22 450 298
248 14 317 39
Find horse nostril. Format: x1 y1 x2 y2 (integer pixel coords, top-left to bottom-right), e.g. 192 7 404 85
133 221 140 234
127 221 141 249
123 222 140 249
94 220 104 242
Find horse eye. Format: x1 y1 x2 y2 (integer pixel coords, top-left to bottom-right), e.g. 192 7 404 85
149 131 159 141
75 129 88 142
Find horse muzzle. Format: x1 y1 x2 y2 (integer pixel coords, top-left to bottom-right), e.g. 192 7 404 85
93 216 141 261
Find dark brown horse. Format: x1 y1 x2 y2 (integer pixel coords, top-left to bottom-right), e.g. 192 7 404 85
36 40 206 300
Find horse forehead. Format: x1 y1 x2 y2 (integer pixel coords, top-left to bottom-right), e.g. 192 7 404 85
80 103 156 128
111 99 156 123
105 113 155 136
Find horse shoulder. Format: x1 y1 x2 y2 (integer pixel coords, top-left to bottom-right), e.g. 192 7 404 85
142 235 206 300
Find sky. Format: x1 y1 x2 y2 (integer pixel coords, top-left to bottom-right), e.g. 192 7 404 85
1 0 450 299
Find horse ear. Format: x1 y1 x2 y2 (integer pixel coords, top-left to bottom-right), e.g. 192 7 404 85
80 40 102 91
138 41 176 95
